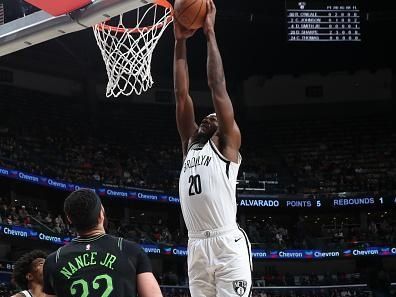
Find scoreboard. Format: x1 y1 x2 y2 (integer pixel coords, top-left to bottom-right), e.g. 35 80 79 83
286 0 362 42
238 196 396 209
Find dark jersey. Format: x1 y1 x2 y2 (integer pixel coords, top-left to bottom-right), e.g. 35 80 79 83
43 234 152 297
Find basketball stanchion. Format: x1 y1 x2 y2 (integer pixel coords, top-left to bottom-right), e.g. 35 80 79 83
93 0 173 97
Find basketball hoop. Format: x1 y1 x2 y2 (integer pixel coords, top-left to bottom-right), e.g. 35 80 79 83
93 0 173 97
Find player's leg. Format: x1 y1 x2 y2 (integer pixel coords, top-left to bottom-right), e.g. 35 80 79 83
214 229 252 297
188 239 216 297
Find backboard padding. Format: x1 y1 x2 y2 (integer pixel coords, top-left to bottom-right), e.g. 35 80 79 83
24 0 92 16
0 0 154 57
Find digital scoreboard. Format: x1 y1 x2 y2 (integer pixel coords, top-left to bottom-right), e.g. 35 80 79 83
238 196 396 209
286 0 362 42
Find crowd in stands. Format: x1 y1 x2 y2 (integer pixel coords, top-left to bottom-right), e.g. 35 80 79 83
262 118 396 195
1 191 396 250
160 286 374 297
0 194 185 245
254 272 364 287
0 123 279 195
0 282 381 297
0 195 168 244
1 108 395 196
0 127 182 193
115 219 186 246
246 211 396 249
157 271 367 287
0 196 76 237
3 87 393 196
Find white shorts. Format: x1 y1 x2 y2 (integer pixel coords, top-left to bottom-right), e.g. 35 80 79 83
187 225 252 297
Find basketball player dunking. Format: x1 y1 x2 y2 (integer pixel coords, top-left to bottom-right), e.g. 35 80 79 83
174 1 252 297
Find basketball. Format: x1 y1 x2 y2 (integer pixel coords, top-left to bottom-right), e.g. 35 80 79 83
173 0 207 30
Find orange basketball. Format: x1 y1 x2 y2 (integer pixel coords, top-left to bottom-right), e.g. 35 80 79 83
173 0 207 30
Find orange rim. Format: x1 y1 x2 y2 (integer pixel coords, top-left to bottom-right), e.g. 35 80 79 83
155 0 173 9
96 0 173 34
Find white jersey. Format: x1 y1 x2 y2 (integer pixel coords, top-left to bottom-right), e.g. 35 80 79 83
179 139 241 232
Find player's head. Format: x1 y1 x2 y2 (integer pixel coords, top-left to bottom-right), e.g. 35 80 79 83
64 189 106 233
12 250 47 290
197 113 218 138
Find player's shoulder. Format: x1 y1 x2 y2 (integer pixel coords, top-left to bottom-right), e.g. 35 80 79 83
44 247 63 267
100 234 143 253
46 248 59 261
119 237 145 253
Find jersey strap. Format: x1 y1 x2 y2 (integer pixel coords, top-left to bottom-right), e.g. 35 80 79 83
72 233 106 243
208 139 231 177
20 290 33 297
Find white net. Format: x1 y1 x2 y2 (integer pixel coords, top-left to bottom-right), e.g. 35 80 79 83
93 2 173 97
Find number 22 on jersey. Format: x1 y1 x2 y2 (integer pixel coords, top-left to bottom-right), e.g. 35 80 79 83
70 274 113 297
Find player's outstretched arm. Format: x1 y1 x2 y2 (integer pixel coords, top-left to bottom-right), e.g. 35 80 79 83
173 20 199 157
137 272 163 297
203 0 241 159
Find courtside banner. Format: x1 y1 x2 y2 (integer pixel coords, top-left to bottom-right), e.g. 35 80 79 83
0 260 14 272
1 224 395 259
0 166 180 204
0 166 394 208
249 247 396 259
130 245 396 258
0 224 71 245
0 244 393 258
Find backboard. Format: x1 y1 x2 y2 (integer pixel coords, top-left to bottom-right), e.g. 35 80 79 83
0 0 155 57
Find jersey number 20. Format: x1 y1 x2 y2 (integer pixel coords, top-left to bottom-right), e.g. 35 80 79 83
188 174 202 196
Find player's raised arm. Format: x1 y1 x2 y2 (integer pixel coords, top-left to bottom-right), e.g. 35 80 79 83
173 20 199 157
203 0 241 155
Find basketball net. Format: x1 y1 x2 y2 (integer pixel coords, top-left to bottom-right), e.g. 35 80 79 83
93 0 173 97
